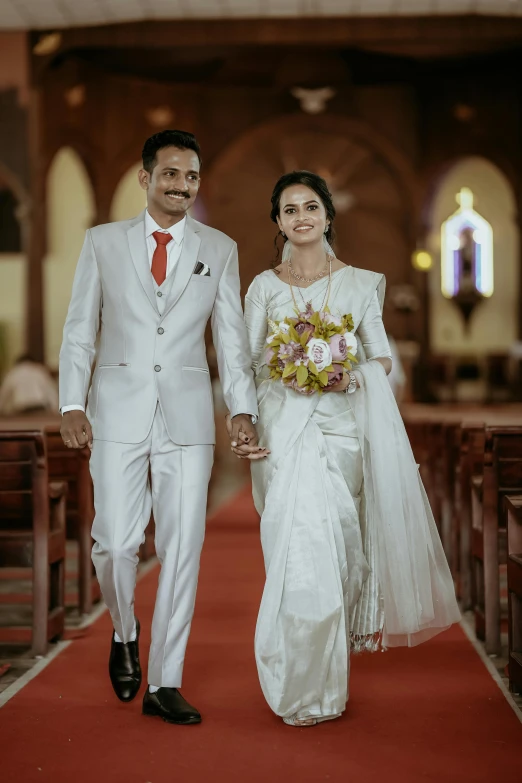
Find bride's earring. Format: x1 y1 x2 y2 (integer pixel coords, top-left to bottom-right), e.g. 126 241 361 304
323 233 334 258
282 240 292 263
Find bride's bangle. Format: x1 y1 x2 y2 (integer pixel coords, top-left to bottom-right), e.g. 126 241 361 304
345 371 358 395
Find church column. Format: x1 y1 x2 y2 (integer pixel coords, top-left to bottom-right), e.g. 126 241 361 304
25 77 46 363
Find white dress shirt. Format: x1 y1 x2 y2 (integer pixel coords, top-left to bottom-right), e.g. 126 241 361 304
62 212 186 414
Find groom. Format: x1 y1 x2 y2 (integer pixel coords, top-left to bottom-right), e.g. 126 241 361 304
59 130 258 724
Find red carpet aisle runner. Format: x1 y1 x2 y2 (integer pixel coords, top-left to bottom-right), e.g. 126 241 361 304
1 485 521 783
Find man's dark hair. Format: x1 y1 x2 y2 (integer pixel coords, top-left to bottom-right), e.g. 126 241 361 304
142 130 202 174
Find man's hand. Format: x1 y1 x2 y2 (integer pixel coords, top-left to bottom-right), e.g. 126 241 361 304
230 414 258 448
60 410 93 450
225 413 270 460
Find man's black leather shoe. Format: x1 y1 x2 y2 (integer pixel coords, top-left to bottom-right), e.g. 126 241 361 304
142 687 201 725
109 618 141 702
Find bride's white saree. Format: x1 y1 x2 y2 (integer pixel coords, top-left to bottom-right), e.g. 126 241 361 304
244 266 460 722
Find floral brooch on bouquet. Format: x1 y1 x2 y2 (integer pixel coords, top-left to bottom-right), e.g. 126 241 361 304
265 304 357 395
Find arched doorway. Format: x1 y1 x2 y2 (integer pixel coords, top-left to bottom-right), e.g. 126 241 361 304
110 162 145 222
0 163 29 373
206 113 418 337
44 146 95 367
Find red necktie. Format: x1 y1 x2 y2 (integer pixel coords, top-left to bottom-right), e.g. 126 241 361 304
151 231 172 286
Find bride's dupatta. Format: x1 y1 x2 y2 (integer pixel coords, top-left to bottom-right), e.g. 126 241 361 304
348 361 460 647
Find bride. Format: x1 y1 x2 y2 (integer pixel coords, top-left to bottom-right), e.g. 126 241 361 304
229 170 460 728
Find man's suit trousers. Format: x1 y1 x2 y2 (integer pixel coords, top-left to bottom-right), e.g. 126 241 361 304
90 404 213 687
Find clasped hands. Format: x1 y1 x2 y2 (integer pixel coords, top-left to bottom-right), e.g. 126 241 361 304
225 413 270 460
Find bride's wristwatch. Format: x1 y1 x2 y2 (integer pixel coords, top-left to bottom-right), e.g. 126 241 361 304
345 371 358 395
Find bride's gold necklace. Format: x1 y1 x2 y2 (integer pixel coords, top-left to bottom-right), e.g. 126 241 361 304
288 255 328 283
288 254 333 313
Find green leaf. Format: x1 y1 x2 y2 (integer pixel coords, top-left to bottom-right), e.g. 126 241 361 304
281 332 291 344
324 364 334 373
308 361 318 375
296 364 308 387
288 326 300 343
282 363 297 378
318 370 329 386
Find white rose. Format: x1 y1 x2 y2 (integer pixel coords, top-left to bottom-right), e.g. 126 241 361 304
344 331 358 356
306 338 332 373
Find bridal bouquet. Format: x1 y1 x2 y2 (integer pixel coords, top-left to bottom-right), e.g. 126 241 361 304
265 304 357 395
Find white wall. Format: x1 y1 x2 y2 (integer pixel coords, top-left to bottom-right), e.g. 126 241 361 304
44 147 95 368
427 156 519 354
0 253 25 370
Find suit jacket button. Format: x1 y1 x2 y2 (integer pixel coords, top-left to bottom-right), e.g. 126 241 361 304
154 365 161 372
157 327 164 335
157 291 162 297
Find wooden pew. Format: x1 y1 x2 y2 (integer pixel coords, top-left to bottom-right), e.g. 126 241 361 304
442 422 462 575
0 431 67 655
472 427 522 656
458 424 486 610
0 415 101 617
505 495 522 694
45 430 99 616
401 405 522 620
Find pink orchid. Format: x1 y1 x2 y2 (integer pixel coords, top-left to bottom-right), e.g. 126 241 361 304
295 322 315 340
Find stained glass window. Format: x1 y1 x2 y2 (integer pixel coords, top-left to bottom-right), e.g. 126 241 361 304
441 187 493 299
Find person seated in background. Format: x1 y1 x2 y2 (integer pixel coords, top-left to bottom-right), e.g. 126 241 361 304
0 354 58 415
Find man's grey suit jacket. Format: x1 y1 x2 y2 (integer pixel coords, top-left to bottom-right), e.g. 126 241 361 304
59 211 258 445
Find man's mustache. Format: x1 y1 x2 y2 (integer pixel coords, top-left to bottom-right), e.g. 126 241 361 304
165 190 190 198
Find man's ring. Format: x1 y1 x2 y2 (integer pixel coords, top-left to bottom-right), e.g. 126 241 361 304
65 439 71 443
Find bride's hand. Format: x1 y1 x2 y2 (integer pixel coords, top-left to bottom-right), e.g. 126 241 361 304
236 446 271 460
225 413 270 460
323 371 359 394
324 372 348 394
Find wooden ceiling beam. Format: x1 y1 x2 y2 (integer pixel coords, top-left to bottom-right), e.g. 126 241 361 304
30 15 522 58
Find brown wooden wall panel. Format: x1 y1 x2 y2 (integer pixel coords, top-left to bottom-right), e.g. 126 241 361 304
24 17 522 361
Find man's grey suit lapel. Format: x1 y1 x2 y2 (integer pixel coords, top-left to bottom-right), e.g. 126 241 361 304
127 211 159 314
161 216 201 321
